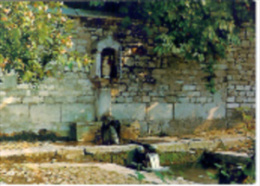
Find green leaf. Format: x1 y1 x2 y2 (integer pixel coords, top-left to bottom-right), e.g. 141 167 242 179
198 54 205 62
220 170 230 178
214 163 222 169
206 171 218 179
89 1 104 7
121 16 131 28
135 171 146 181
154 171 167 183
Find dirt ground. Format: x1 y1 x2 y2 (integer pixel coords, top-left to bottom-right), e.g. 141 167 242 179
0 123 255 184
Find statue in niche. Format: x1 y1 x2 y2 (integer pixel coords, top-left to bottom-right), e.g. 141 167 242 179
102 56 111 79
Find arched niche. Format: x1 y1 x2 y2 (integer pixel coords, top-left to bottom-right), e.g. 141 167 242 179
94 36 122 79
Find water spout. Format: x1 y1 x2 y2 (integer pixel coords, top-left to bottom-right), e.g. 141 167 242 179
146 153 169 172
147 153 161 169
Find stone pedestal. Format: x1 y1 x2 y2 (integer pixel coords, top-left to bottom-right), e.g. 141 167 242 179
96 88 111 120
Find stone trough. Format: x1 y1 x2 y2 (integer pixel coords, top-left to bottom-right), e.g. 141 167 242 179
0 137 250 166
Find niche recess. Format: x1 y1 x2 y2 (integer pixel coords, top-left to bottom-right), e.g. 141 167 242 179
95 36 122 80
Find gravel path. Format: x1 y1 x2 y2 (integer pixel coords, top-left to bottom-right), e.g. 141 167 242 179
0 133 253 184
0 162 194 184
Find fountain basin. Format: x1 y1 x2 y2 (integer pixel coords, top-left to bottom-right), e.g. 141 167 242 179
146 166 170 172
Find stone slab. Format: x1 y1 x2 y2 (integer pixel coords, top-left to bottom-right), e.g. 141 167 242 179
205 151 251 165
0 104 29 124
76 122 102 142
96 88 111 120
111 103 146 120
30 104 61 123
61 104 95 122
2 74 17 89
174 103 225 119
147 103 173 121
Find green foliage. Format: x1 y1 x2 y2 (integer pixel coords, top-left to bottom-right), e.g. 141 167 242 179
89 1 104 7
236 107 253 122
0 130 60 142
121 16 131 29
129 171 146 184
206 171 218 179
114 0 255 93
154 171 168 183
159 151 203 165
0 2 91 83
212 162 255 184
235 107 255 136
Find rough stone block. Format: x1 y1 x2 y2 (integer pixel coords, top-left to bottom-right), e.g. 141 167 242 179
2 74 17 89
0 104 29 124
76 122 102 142
187 91 200 97
76 96 95 103
17 84 29 89
227 103 240 108
62 104 95 122
178 97 190 103
241 103 254 108
196 97 207 103
236 96 244 103
2 97 22 104
128 86 138 92
152 97 165 102
23 96 44 104
154 142 189 152
215 64 228 70
39 91 49 97
0 91 6 96
147 103 173 121
166 96 177 103
96 88 111 120
125 97 133 103
246 97 255 103
54 96 77 103
182 85 196 91
30 104 61 123
111 103 146 120
227 85 235 90
174 103 225 119
120 121 141 141
7 90 27 97
244 85 251 91
236 85 244 90
227 97 235 102
239 91 246 96
142 96 150 103
246 91 255 97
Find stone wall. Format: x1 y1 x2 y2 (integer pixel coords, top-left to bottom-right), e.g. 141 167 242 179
76 17 255 135
0 70 95 136
0 16 255 138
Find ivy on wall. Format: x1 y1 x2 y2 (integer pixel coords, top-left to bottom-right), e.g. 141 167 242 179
86 0 255 93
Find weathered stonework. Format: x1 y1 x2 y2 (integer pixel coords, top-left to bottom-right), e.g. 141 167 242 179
0 15 255 138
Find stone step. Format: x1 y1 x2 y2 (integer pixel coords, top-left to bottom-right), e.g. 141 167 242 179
206 151 252 165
